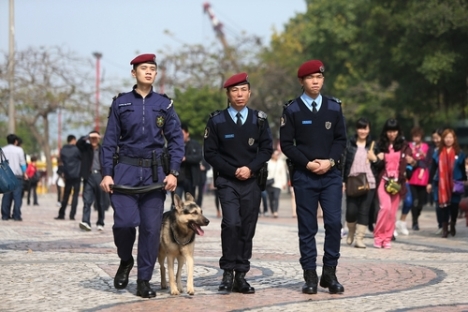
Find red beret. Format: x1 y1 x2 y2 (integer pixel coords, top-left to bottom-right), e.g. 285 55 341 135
297 60 325 78
223 72 249 89
130 53 156 66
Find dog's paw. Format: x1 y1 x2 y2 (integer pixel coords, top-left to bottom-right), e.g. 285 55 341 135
187 288 195 296
170 288 180 295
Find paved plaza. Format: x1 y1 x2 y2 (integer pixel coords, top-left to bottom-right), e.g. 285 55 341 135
1 191 468 312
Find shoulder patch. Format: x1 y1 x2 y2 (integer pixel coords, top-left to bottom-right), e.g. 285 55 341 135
283 99 294 108
112 92 124 101
257 110 267 120
329 97 342 105
209 110 222 118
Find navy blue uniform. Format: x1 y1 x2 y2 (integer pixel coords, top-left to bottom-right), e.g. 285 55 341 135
280 95 346 270
204 108 273 272
101 86 184 281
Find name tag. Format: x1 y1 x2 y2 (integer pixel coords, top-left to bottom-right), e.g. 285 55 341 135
118 103 132 107
225 134 234 139
302 120 312 124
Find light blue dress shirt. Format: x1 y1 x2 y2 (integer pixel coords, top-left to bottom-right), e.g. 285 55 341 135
228 106 248 125
300 93 322 112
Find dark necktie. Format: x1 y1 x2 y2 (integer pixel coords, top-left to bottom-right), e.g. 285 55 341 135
312 101 318 114
236 112 242 126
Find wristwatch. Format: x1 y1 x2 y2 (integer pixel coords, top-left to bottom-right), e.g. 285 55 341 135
329 158 335 167
169 170 179 177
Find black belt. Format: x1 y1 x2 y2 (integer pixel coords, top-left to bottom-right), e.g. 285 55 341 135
110 183 165 194
119 156 162 167
91 169 101 174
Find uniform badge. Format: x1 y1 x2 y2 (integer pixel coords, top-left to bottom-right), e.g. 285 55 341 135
325 121 332 129
156 116 165 128
248 138 255 146
280 116 286 127
204 127 210 139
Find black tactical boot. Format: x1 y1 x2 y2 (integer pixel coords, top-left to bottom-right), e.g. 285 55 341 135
320 265 344 294
114 257 134 289
233 272 255 294
302 269 318 294
218 270 234 292
136 280 156 298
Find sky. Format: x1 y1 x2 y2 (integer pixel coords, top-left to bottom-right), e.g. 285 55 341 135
0 0 306 82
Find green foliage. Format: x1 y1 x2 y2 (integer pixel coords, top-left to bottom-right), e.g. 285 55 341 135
173 86 224 141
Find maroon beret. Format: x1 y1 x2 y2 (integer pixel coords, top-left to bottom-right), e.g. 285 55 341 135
297 60 325 78
223 72 249 89
130 53 156 66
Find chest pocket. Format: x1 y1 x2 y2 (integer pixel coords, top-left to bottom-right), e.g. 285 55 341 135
118 106 135 125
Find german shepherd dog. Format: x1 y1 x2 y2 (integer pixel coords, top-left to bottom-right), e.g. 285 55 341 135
158 193 210 295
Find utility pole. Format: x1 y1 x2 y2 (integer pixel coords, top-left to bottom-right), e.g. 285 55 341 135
8 0 15 134
203 2 240 73
93 52 102 132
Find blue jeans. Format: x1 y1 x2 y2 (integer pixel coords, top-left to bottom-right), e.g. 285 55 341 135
1 177 24 220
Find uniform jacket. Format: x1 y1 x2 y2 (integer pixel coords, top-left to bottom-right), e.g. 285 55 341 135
60 144 81 180
279 95 347 169
77 136 102 180
101 86 184 178
204 107 273 178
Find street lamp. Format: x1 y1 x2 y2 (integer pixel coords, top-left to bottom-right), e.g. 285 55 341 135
93 52 102 132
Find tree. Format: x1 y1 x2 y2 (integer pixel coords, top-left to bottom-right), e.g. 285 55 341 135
0 46 95 179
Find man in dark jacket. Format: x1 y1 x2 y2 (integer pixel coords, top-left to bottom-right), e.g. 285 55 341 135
76 131 109 231
55 135 81 220
175 123 202 199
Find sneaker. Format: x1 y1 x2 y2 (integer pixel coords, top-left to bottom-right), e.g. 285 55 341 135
393 229 398 237
434 228 442 235
341 228 348 239
396 221 409 235
373 241 382 248
97 225 104 231
383 242 392 249
79 222 92 231
56 202 61 207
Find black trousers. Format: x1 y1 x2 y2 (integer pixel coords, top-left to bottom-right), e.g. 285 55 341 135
410 185 427 225
81 174 107 226
58 178 81 219
346 189 376 225
217 176 260 273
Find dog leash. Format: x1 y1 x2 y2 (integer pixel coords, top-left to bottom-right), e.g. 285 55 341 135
110 183 165 194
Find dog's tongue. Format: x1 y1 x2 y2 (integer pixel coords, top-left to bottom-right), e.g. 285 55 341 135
194 224 205 236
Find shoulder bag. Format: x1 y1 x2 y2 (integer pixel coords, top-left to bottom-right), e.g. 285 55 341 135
0 148 20 194
346 173 370 197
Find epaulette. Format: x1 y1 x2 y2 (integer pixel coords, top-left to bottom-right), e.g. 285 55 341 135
283 99 294 108
112 92 124 101
329 97 342 105
257 110 267 120
161 93 172 100
209 110 222 118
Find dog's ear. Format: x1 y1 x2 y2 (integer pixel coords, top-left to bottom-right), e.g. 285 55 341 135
185 192 195 202
174 193 183 211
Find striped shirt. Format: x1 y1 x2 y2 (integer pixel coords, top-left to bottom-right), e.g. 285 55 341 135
349 146 376 189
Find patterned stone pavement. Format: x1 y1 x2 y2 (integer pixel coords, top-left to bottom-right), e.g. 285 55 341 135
1 192 468 312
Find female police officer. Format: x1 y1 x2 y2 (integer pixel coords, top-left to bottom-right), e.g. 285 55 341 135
100 53 184 298
280 60 347 295
204 73 273 294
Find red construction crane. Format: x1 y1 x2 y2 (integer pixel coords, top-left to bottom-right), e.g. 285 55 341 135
203 2 240 72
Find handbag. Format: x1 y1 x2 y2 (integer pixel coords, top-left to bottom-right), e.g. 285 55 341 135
266 178 275 187
0 148 20 194
346 173 369 197
453 180 465 194
384 178 401 195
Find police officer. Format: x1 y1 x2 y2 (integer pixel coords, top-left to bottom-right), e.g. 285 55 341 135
100 53 184 298
279 60 347 294
204 72 273 294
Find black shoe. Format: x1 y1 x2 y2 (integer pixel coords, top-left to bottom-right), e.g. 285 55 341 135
13 218 23 221
54 216 65 220
320 266 344 294
232 272 255 294
136 280 156 298
70 217 75 221
114 257 134 289
412 224 420 231
218 270 234 292
302 269 318 294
